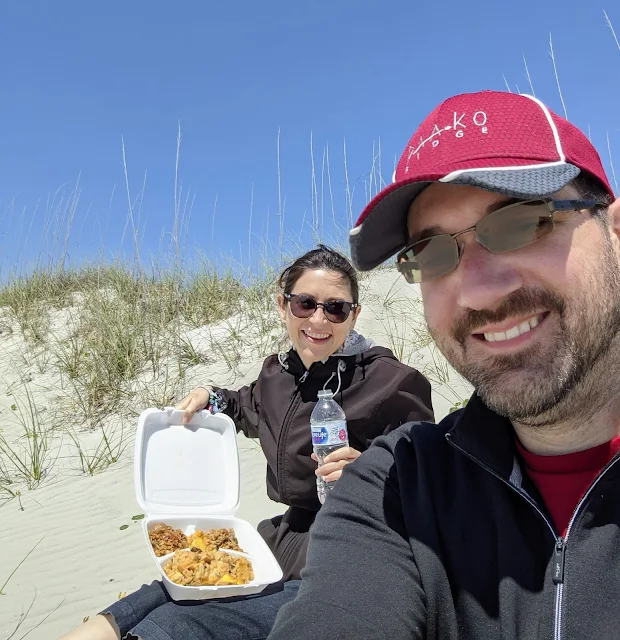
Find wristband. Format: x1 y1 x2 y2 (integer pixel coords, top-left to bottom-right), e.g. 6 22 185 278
206 389 227 414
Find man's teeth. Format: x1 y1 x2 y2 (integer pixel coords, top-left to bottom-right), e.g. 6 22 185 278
483 315 540 343
305 331 330 340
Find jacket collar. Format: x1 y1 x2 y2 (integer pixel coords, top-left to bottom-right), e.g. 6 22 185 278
446 393 518 482
278 331 375 378
281 348 352 379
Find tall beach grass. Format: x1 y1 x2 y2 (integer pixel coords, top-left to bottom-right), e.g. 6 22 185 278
1 12 619 503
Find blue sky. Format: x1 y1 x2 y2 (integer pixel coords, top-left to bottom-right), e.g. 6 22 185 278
1 0 619 275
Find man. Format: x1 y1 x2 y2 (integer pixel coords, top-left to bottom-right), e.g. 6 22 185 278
267 90 620 639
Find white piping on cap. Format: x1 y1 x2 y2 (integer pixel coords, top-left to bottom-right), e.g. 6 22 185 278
349 224 362 236
520 93 565 161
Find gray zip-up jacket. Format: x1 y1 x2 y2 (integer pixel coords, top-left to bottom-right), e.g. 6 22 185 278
268 393 620 639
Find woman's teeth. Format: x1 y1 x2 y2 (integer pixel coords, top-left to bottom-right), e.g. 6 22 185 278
483 315 540 343
304 330 330 340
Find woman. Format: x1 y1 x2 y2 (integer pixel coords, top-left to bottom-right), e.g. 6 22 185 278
62 245 434 640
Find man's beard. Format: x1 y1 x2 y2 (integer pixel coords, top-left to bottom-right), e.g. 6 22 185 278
428 244 620 423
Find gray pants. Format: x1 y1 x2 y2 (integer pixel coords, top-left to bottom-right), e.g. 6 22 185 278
101 580 300 640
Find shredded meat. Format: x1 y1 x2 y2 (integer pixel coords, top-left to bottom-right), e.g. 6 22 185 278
148 523 188 557
163 548 254 586
149 523 245 558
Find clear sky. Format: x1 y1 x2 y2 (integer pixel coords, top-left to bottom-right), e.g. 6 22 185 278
1 0 619 275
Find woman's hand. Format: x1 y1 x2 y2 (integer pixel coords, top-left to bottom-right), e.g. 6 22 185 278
175 387 212 424
312 447 361 483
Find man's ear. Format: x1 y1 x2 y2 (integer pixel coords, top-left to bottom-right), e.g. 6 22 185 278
350 305 361 329
609 198 620 243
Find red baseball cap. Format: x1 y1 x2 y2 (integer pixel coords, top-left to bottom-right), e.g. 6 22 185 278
349 90 615 271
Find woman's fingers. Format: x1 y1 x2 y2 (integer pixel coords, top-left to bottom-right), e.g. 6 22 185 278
315 459 347 477
175 387 212 424
314 446 361 483
322 469 344 483
175 395 192 410
323 446 360 464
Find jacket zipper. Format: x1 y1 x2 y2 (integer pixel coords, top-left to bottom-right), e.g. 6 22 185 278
447 435 620 640
551 454 620 640
552 538 565 640
275 369 311 503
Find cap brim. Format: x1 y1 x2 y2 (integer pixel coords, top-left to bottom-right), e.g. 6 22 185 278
349 180 429 271
349 163 581 271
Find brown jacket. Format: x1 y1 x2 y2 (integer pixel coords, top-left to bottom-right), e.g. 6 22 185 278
216 344 434 579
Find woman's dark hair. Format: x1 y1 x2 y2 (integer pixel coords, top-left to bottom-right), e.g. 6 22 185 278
278 244 359 304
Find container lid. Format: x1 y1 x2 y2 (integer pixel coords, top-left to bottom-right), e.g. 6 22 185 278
134 407 240 516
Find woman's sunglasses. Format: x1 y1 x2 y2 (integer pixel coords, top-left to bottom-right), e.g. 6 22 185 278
396 199 603 284
283 293 358 324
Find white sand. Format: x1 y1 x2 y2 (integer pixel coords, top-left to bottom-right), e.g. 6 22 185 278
0 270 470 639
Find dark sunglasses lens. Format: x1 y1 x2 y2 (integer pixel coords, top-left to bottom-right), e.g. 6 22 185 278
323 300 351 323
289 296 351 323
398 234 460 283
478 201 554 253
289 295 317 318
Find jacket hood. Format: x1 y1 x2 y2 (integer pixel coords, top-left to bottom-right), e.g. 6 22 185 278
332 330 375 358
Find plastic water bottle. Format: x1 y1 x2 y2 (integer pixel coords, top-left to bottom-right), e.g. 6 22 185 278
310 389 349 504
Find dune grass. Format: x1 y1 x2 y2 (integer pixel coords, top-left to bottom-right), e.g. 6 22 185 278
0 253 293 499
3 13 619 500
0 534 46 596
0 382 57 490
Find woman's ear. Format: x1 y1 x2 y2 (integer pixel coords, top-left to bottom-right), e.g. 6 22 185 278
350 305 361 329
277 294 287 321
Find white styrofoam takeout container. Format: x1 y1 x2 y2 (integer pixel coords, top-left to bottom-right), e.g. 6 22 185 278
134 407 283 600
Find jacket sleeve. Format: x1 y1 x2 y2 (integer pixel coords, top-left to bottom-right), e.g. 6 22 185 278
267 438 427 639
214 381 260 439
376 368 434 437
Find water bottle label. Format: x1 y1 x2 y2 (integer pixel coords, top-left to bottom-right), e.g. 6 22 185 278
312 420 348 446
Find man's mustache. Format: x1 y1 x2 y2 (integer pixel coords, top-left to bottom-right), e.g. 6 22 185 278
451 289 565 344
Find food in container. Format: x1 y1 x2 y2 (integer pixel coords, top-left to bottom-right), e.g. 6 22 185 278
163 548 254 586
148 523 188 557
134 408 283 601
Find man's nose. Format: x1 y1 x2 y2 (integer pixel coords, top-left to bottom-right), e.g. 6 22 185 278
455 240 523 311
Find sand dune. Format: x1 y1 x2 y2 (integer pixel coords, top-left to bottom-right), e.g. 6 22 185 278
0 270 469 639
0 433 284 638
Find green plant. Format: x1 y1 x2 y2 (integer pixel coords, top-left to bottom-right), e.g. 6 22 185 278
132 364 188 413
65 421 128 475
0 278 50 343
449 399 469 414
0 384 57 489
0 454 19 507
0 534 45 595
178 337 212 368
0 486 25 510
6 592 64 639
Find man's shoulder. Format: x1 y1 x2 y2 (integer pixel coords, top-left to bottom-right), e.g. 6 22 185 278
337 411 465 507
353 412 462 479
379 410 460 450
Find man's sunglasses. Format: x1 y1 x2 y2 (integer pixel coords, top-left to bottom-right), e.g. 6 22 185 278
396 199 604 284
283 293 359 324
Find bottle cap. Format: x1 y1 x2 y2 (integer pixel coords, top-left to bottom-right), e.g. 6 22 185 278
317 389 334 399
